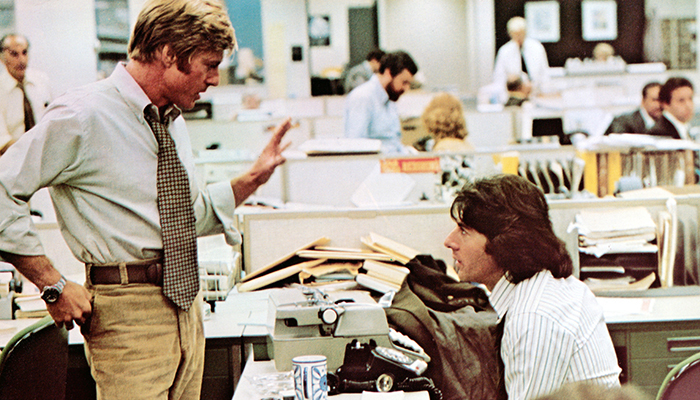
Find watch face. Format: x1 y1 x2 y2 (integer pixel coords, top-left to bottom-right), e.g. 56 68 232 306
42 288 60 303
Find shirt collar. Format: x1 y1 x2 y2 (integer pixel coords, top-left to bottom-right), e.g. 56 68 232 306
488 275 515 321
663 110 690 139
640 107 656 130
368 74 390 105
110 62 181 126
0 65 19 92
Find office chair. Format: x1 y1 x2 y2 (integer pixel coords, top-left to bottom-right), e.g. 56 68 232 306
0 315 68 400
655 351 700 400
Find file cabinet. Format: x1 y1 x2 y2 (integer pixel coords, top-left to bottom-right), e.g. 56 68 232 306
608 319 700 396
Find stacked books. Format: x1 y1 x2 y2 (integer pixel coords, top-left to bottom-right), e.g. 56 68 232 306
355 259 410 293
237 233 419 294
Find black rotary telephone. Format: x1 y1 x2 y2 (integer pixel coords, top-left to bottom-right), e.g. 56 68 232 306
327 337 442 400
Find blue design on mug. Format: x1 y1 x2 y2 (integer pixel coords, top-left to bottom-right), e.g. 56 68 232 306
292 355 327 400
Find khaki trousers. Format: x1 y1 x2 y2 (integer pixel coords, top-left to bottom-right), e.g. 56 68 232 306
83 283 205 400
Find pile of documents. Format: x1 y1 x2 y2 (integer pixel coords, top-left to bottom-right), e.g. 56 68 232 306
573 207 660 292
237 233 418 294
575 207 658 257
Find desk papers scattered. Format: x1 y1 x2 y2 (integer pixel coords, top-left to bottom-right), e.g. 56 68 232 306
236 233 419 293
351 165 416 208
297 138 382 156
595 297 654 321
585 272 656 294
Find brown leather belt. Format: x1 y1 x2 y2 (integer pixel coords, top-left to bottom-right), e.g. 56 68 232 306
86 258 164 286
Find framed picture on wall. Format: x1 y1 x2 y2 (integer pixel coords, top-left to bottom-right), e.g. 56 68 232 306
308 15 331 46
524 1 560 43
581 0 617 41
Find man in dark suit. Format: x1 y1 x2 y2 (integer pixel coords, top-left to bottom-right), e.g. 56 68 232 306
604 81 661 134
647 77 694 140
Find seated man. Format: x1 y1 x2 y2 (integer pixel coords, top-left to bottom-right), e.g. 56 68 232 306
344 51 418 153
647 77 694 139
343 49 385 94
504 75 532 107
605 81 661 134
444 174 621 400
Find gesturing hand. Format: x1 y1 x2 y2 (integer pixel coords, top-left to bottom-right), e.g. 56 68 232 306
252 117 293 185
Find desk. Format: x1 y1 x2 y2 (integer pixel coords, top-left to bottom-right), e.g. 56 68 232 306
4 290 700 399
0 290 272 400
600 293 700 397
233 355 430 400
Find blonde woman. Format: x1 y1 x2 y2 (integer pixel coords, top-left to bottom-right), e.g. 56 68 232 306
421 92 474 152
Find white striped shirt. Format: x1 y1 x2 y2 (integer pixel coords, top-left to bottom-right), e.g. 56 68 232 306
489 270 621 400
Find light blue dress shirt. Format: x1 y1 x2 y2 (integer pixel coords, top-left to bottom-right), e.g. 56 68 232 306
344 75 404 153
0 63 239 264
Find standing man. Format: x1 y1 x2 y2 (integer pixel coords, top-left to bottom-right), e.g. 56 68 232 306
343 49 385 94
647 77 695 139
0 1 291 399
0 34 52 155
444 174 621 400
605 81 662 134
344 50 418 153
493 16 550 100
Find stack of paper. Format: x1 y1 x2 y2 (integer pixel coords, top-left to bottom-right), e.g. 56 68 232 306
14 294 48 318
574 207 660 291
236 233 420 293
575 207 658 257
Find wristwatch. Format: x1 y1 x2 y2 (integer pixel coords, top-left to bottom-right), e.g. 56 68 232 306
41 276 66 304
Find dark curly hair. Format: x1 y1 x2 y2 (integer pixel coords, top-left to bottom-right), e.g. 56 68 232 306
450 174 572 283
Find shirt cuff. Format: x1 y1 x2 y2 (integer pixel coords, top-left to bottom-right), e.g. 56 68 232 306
206 180 241 247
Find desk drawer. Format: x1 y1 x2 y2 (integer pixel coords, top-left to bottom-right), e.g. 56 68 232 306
629 357 690 387
629 329 700 359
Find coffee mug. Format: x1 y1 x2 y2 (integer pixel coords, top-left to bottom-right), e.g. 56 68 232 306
292 355 328 400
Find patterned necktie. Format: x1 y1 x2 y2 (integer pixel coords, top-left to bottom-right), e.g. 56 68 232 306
144 106 199 311
19 83 35 132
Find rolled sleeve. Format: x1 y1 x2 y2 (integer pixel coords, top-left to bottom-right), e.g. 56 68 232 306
194 180 241 247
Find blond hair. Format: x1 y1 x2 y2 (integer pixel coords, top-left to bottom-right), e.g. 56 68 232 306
507 16 527 34
128 0 236 71
421 93 468 141
593 43 615 61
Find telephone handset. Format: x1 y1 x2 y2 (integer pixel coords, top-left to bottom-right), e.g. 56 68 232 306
387 327 431 364
372 345 428 376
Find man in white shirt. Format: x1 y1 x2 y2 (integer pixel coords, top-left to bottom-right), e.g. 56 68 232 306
444 174 621 400
647 77 694 140
344 51 418 153
0 34 52 154
493 16 550 100
0 1 291 398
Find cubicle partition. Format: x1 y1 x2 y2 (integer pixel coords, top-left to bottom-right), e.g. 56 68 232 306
239 205 454 275
238 194 700 286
